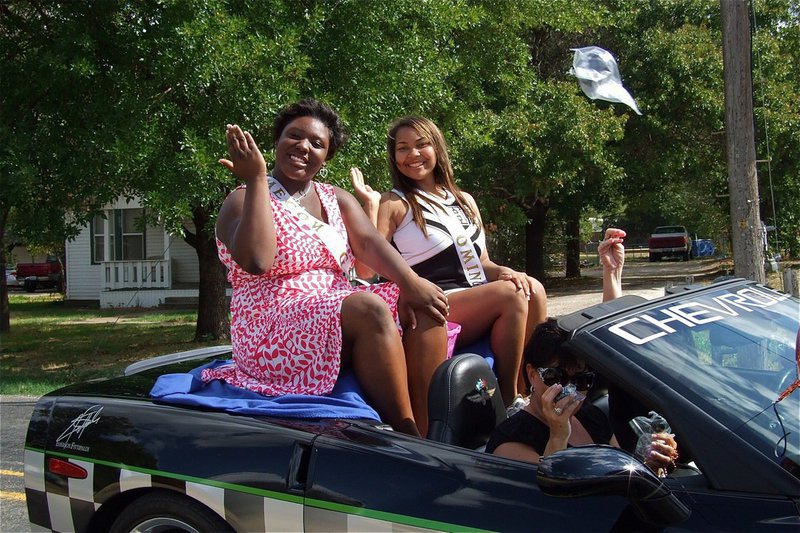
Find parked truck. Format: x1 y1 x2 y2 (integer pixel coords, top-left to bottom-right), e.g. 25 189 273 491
15 256 64 292
648 225 692 262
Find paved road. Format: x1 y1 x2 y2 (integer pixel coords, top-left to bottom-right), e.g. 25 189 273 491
545 257 725 316
548 284 664 317
1 396 37 532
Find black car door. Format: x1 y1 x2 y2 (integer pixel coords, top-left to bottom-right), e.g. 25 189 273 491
305 423 632 532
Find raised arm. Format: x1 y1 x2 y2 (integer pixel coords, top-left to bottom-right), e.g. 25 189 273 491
337 187 448 327
350 167 381 230
216 125 276 275
349 167 404 280
598 228 626 302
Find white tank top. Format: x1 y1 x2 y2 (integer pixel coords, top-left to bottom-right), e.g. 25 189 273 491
391 189 486 291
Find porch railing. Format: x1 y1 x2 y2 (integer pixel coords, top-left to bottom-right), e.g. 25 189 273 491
101 260 170 290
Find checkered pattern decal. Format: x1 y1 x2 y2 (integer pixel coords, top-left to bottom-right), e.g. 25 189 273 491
23 448 306 533
25 449 440 532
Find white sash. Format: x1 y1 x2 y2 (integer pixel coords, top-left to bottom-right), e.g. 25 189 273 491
397 188 487 286
268 176 351 272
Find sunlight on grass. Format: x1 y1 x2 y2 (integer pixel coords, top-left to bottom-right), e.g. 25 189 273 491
1 296 225 395
41 362 70 371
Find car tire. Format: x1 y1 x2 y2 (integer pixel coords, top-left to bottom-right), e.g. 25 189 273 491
23 279 37 292
682 251 690 261
109 491 233 533
649 253 657 262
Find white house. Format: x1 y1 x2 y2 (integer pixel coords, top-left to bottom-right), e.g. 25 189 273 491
65 197 202 308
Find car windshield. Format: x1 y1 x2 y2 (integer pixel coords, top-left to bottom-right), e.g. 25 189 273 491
653 226 685 234
595 283 799 475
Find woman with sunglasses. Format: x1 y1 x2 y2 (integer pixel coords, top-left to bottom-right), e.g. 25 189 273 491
486 229 678 474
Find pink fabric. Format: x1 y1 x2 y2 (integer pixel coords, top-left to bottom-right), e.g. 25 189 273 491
202 182 401 396
446 322 462 359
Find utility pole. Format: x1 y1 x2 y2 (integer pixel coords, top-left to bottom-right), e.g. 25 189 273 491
720 0 765 283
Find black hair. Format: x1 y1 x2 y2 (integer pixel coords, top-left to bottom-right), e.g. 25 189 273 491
522 318 584 389
272 98 348 160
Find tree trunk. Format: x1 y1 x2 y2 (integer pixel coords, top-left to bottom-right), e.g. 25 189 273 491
0 208 10 333
524 198 549 282
188 206 230 342
720 0 765 282
565 210 581 279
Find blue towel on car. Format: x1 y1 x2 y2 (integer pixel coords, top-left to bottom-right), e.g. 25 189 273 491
150 359 381 421
455 336 496 369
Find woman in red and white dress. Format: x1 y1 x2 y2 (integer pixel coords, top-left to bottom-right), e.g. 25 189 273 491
203 100 448 436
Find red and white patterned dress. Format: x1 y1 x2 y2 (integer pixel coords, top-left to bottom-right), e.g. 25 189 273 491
201 182 401 396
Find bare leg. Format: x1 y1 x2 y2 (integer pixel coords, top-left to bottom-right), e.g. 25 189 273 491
519 278 548 395
401 314 448 436
447 281 529 407
340 292 420 437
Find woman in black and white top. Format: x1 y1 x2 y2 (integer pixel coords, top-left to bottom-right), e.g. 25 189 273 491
352 116 547 432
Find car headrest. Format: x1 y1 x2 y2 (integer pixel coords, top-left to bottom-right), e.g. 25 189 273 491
709 326 752 347
426 353 507 449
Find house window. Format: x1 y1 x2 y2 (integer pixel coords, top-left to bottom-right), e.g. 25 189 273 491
92 215 108 264
91 209 145 263
120 209 145 260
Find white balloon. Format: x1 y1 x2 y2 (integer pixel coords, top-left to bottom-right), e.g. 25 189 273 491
568 46 642 115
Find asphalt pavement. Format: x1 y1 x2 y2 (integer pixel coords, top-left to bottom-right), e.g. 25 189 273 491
1 396 37 532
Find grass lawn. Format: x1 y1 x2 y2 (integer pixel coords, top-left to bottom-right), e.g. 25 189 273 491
0 293 225 395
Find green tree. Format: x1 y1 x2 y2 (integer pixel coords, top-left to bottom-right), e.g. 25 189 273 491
604 0 798 263
306 0 629 281
108 0 314 340
302 0 472 188
448 1 628 280
751 0 800 257
0 1 128 331
619 0 727 243
6 0 794 344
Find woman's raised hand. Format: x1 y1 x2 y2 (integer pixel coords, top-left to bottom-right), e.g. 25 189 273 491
350 167 381 208
643 433 679 476
538 383 584 456
219 124 268 184
598 227 626 271
541 384 583 429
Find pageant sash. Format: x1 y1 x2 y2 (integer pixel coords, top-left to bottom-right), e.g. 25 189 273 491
396 188 487 286
269 176 351 272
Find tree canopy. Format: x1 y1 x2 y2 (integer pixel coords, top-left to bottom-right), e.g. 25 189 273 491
2 0 798 334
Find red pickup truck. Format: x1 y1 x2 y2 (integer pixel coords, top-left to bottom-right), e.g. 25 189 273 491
15 257 64 292
648 225 692 262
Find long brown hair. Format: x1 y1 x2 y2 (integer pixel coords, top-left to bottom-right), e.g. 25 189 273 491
386 116 477 236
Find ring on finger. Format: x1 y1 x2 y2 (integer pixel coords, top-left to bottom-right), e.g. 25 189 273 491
553 407 563 415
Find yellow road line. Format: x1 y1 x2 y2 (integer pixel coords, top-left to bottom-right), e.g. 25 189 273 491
0 469 24 477
0 490 26 502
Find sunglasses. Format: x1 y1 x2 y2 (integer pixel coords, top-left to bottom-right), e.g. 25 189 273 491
537 367 595 391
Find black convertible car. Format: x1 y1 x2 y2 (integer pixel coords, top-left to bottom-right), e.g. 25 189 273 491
25 279 800 532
